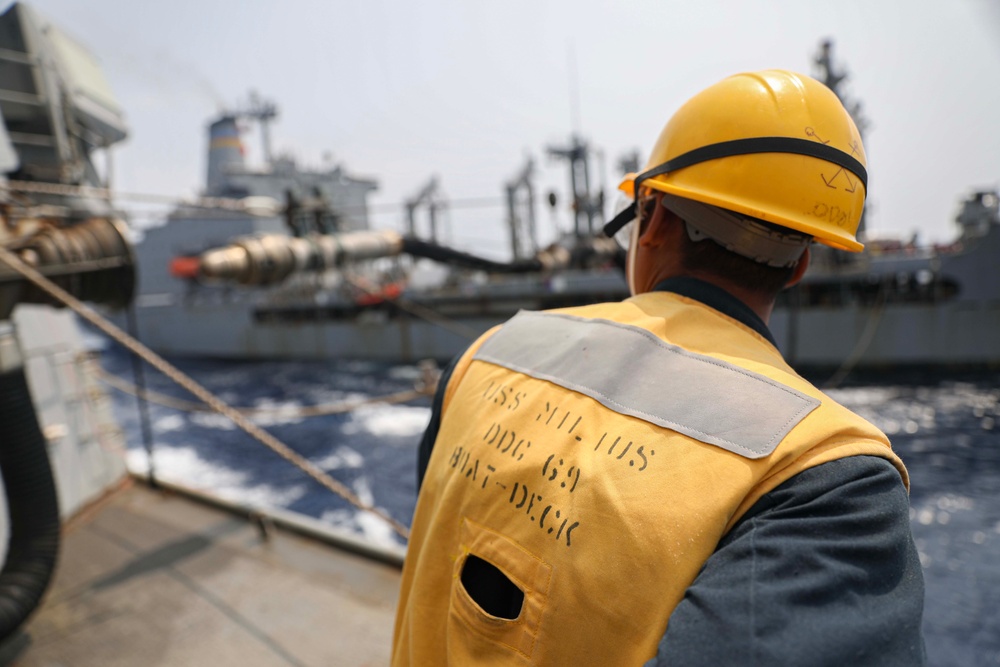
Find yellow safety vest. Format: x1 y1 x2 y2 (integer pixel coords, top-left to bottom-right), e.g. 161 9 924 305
393 291 907 666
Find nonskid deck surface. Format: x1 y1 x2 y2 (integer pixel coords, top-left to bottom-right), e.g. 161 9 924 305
7 482 401 666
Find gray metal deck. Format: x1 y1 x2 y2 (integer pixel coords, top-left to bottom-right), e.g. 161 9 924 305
4 482 401 666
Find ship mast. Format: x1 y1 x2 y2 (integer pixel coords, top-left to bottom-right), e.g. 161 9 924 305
405 177 445 243
547 135 603 239
813 40 869 137
505 157 537 261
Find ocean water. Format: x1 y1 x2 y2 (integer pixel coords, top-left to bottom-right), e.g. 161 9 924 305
823 371 1000 667
98 345 1000 666
99 346 428 550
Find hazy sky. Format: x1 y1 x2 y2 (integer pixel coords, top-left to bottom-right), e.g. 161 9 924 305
22 0 1000 253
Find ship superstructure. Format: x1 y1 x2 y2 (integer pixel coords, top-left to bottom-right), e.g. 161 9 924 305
126 100 628 362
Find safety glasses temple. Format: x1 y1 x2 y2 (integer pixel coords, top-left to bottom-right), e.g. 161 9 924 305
602 200 637 237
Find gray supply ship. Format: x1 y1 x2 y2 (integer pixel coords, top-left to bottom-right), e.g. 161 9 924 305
122 70 1000 370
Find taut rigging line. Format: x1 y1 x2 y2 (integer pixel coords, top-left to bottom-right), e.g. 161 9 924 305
89 359 435 419
0 179 507 216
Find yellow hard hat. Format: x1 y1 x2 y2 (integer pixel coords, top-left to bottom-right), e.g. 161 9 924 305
610 70 868 252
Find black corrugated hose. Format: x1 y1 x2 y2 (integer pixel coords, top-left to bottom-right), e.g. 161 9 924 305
0 365 60 640
401 237 544 273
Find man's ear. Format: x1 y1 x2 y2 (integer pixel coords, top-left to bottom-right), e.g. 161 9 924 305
785 246 811 288
639 201 677 249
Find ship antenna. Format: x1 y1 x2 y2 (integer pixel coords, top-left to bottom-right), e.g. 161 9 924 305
568 41 582 137
813 39 868 137
544 43 604 242
247 91 278 165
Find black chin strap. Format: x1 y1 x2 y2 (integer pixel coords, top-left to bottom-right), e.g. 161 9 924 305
603 136 867 238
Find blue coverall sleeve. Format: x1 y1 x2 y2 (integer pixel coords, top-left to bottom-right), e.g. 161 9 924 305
644 455 926 667
417 352 461 488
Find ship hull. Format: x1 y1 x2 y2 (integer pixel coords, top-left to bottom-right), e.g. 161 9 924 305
128 293 1000 368
772 301 1000 368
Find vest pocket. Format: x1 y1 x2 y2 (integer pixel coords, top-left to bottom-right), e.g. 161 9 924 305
450 518 552 660
460 554 525 620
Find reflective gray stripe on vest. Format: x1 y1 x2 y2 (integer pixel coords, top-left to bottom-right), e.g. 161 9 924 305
472 311 820 459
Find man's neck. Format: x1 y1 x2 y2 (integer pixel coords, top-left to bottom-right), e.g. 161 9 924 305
675 269 776 324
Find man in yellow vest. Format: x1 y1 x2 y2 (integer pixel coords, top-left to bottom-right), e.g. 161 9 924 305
393 70 926 665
